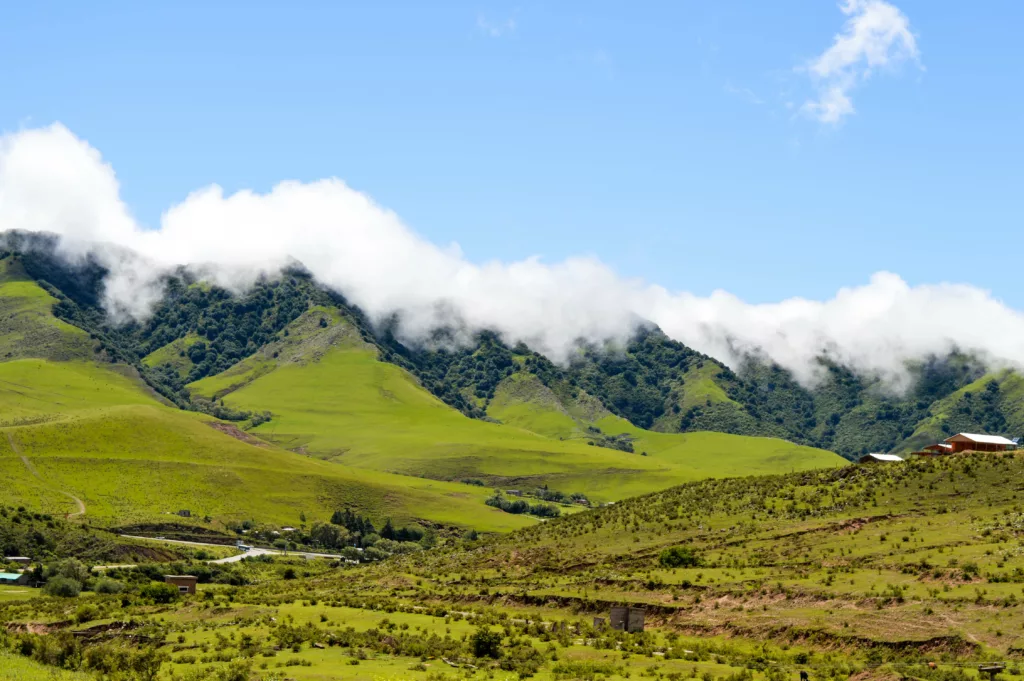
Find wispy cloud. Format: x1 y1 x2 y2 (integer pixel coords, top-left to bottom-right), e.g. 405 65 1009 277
801 0 920 124
477 14 517 38
724 84 764 106
571 49 615 78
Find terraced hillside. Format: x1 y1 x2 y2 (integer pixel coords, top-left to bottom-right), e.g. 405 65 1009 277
368 450 1024 660
4 451 1022 681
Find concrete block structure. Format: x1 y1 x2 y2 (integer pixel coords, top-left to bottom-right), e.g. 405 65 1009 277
610 606 645 633
164 575 198 594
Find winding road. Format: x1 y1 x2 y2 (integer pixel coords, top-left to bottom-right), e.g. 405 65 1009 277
6 432 86 517
116 535 346 564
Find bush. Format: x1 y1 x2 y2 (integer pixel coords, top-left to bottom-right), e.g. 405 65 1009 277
140 581 181 604
94 577 124 594
659 546 702 568
75 603 99 623
44 576 82 598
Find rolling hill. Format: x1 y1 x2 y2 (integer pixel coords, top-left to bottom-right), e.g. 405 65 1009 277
183 309 840 502
0 243 844 534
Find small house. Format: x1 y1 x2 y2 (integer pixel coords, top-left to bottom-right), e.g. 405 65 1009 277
4 557 31 567
858 453 904 464
944 433 1016 453
0 572 30 585
164 575 198 594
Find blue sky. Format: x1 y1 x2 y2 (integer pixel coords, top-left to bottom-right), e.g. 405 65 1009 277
1 1 1021 306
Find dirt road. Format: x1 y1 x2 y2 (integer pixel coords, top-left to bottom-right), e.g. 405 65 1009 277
116 535 345 564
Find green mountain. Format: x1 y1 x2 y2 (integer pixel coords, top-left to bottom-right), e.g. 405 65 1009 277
0 235 842 534
12 231 1015 463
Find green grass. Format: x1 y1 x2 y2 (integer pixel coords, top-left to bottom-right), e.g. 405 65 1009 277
0 359 530 532
187 306 368 399
0 257 95 362
141 332 204 377
486 372 581 440
0 650 93 680
191 340 843 503
0 358 156 425
0 585 39 603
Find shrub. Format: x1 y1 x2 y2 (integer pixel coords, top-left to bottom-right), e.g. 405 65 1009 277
140 581 181 604
659 546 702 568
44 576 82 598
75 603 99 623
94 577 124 594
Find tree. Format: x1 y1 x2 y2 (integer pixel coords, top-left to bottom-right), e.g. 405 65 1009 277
44 576 81 598
471 628 503 658
659 546 702 568
47 558 90 584
309 522 349 549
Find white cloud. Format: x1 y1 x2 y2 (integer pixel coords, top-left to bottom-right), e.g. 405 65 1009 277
4 124 1024 390
801 0 920 124
477 14 516 37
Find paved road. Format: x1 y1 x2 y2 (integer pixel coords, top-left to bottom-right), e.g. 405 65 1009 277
7 432 86 517
116 535 346 564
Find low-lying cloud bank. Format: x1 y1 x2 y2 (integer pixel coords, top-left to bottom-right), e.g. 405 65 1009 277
2 123 1023 386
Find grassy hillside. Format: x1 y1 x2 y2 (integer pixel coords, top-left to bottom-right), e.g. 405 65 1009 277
0 257 96 362
0 359 530 532
140 331 203 378
1 248 842 535
188 318 844 502
376 450 1024 661
5 452 1023 681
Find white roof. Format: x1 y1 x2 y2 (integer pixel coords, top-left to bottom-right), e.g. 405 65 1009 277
862 453 903 462
947 433 1016 446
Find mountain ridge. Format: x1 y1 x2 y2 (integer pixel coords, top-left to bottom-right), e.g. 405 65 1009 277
0 234 842 533
4 232 1021 461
